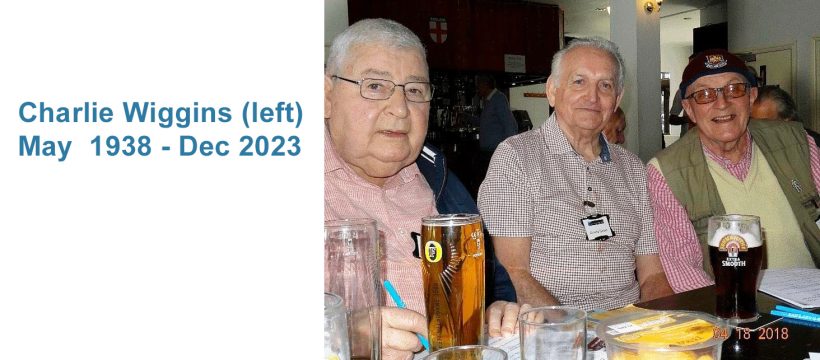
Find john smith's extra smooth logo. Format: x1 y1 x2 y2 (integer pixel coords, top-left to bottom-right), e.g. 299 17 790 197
718 234 748 267
705 54 728 69
425 241 443 263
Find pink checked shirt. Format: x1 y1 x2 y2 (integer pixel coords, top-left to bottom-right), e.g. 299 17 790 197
647 132 820 293
324 131 437 315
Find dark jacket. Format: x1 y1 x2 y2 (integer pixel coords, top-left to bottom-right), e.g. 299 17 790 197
416 144 517 303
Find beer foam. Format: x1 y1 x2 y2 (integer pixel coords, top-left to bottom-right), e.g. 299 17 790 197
708 227 762 247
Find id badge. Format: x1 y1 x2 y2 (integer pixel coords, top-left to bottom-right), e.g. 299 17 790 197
581 214 614 241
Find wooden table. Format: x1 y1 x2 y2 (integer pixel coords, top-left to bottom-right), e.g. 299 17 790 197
636 286 820 359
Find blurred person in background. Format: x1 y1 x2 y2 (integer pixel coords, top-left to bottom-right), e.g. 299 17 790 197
752 85 820 146
603 106 626 145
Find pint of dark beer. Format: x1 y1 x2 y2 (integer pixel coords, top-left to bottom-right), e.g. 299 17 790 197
421 214 486 351
707 214 763 324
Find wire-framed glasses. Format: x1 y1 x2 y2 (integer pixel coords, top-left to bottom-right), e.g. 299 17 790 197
332 75 435 103
685 83 751 104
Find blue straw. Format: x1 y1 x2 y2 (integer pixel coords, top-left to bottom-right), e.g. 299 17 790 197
383 280 430 351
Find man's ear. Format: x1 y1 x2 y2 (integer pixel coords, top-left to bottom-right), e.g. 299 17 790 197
545 76 557 107
681 99 696 124
324 75 333 119
747 86 758 108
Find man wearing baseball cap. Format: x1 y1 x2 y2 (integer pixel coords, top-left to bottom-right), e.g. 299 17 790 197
646 49 820 293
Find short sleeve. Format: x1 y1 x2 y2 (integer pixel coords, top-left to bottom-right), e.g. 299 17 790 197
477 140 532 237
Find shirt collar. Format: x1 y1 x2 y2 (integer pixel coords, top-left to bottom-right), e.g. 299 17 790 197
324 129 345 174
702 131 753 166
484 88 498 101
543 112 612 163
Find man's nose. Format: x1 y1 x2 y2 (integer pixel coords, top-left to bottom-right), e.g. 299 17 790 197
584 85 599 102
386 87 410 118
712 89 731 108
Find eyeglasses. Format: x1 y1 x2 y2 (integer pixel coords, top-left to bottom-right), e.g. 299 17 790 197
685 83 751 104
332 75 435 103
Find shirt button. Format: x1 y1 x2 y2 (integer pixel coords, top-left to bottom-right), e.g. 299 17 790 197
588 187 592 191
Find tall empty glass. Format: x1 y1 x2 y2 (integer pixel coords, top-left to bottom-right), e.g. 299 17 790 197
708 214 763 324
421 214 485 351
519 306 586 360
325 219 382 359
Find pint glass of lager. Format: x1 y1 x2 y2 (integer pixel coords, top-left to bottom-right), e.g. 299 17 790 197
707 214 763 324
421 214 486 351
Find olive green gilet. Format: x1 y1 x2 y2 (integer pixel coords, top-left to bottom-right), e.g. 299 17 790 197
656 120 820 277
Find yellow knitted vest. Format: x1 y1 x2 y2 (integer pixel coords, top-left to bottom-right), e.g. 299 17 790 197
707 144 815 268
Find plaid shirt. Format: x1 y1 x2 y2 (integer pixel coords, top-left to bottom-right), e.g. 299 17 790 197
478 113 657 311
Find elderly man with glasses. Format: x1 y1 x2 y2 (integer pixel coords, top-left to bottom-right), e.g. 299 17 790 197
325 18 520 359
647 49 820 293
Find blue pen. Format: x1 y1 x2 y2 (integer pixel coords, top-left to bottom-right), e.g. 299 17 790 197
774 305 819 317
770 310 820 324
383 280 430 351
771 305 820 323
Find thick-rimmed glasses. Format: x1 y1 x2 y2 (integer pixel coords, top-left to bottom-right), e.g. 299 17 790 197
332 75 435 103
685 83 751 104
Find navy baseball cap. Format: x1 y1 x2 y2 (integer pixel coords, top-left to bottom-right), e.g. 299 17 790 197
679 49 758 96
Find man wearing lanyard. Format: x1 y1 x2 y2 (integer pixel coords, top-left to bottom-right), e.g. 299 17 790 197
478 37 673 310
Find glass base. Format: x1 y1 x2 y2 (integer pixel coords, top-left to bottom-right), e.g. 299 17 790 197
720 313 760 326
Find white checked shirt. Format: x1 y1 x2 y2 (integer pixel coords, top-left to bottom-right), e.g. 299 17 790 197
478 113 658 311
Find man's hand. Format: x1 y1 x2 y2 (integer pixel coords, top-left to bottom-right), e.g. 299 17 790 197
486 301 531 338
381 307 427 360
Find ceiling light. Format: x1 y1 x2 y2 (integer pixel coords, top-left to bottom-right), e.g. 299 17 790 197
644 0 662 13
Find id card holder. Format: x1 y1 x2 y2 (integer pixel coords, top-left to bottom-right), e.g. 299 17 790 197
581 214 614 241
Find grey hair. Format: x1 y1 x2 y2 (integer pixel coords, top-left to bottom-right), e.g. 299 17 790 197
756 85 799 122
325 18 427 76
549 37 626 94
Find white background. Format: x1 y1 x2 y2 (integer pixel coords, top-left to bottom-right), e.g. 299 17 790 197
0 2 322 359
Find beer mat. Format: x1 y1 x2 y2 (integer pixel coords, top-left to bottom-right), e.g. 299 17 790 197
728 313 781 332
759 268 820 309
587 304 642 327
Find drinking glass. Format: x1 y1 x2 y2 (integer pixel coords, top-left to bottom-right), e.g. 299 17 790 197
707 214 763 324
421 214 485 351
325 218 382 359
519 306 586 360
